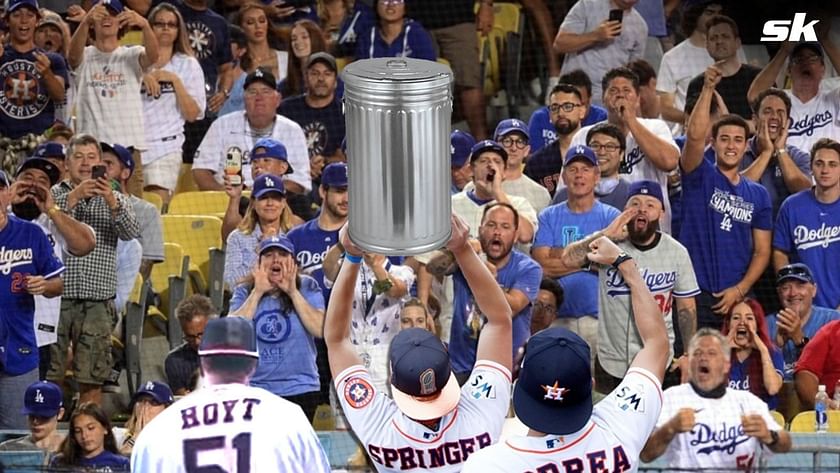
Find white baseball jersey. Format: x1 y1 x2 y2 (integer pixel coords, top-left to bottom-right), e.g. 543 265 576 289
131 383 330 472
462 367 662 473
655 384 781 472
571 119 679 234
335 360 511 472
193 111 312 191
785 87 840 153
598 234 700 378
33 215 68 347
451 191 538 239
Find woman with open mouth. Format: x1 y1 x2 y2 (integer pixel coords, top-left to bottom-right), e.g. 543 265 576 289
722 298 784 409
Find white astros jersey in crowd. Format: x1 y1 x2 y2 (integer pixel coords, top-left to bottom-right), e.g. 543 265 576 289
335 360 512 472
462 367 663 473
130 383 330 472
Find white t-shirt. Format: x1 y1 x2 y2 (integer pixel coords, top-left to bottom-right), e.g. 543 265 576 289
33 215 67 347
335 360 511 472
451 191 538 240
142 53 206 164
193 111 312 191
571 118 679 234
75 45 146 149
655 384 781 472
462 367 662 473
131 382 330 472
785 87 840 152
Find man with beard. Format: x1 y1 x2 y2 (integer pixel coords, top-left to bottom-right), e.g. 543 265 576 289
571 67 680 234
524 84 586 197
563 180 699 392
0 0 68 139
449 203 542 383
0 169 65 430
685 15 760 120
680 64 772 332
278 53 346 186
10 155 95 379
748 36 840 152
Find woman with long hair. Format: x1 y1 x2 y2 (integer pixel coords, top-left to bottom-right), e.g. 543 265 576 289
237 2 289 83
141 2 205 204
51 403 128 470
280 19 328 98
722 298 785 409
224 173 304 288
354 0 435 61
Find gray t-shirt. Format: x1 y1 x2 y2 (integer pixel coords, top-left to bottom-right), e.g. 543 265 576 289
129 195 164 261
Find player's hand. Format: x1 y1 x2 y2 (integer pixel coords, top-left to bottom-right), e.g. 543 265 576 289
668 408 696 434
595 20 622 41
363 253 386 269
476 2 494 35
310 155 325 180
703 62 724 90
741 414 771 442
25 275 47 295
338 222 364 258
223 174 243 199
776 307 804 342
143 72 161 98
586 235 623 266
712 285 743 315
33 52 53 77
445 214 471 252
603 208 635 242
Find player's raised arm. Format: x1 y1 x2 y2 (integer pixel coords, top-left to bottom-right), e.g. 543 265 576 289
449 214 514 371
587 236 669 381
324 224 364 377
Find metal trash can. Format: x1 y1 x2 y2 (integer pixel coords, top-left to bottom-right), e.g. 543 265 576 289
342 58 454 255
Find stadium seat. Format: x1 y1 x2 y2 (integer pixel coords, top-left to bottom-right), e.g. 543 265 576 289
789 410 840 433
476 2 526 117
0 450 47 470
770 410 786 429
150 242 191 348
142 191 163 213
124 274 151 397
168 191 230 219
161 215 225 311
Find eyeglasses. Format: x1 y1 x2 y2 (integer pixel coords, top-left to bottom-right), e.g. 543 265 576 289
548 102 581 114
245 88 275 97
152 21 179 30
588 143 621 153
778 265 812 282
533 302 557 312
791 55 821 65
500 136 529 149
182 332 204 342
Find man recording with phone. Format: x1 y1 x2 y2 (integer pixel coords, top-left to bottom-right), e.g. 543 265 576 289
47 134 140 407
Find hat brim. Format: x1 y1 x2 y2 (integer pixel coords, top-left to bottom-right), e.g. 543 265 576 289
777 275 813 285
259 242 295 255
391 371 461 421
17 159 60 186
513 379 592 435
21 406 60 418
198 348 259 358
495 128 529 140
253 188 286 199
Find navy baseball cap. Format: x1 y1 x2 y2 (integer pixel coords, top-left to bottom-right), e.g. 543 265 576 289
251 138 293 175
134 381 174 405
16 156 61 186
100 142 134 176
514 327 593 435
451 130 476 168
0 171 10 188
244 67 277 90
21 381 63 418
388 328 461 420
321 162 348 188
34 142 66 160
258 234 295 256
627 180 664 207
199 317 259 358
6 0 40 14
494 118 529 140
791 42 823 61
96 0 125 13
252 173 286 199
777 263 815 285
563 145 598 167
469 140 508 164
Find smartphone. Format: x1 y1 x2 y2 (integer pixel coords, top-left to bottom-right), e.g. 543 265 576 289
92 165 106 180
608 9 623 23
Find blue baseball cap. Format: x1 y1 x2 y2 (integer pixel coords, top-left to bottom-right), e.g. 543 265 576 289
388 328 461 421
6 0 40 14
494 118 529 140
16 156 61 186
451 130 476 168
627 180 664 207
96 0 124 13
563 145 598 167
514 327 592 435
21 381 63 418
258 234 295 256
134 381 174 405
321 162 348 188
251 138 293 175
252 173 286 199
199 317 259 358
470 139 508 164
0 171 10 188
777 263 815 285
101 142 134 176
34 142 66 160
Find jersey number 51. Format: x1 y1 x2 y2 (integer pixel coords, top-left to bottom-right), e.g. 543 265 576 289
183 433 251 472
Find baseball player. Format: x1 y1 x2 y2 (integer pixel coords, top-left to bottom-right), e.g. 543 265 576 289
324 216 513 472
462 235 668 472
130 317 330 472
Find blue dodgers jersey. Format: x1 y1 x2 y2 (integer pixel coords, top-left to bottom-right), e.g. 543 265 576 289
0 48 69 139
678 159 772 293
450 251 542 373
287 218 339 301
774 190 840 309
0 216 65 375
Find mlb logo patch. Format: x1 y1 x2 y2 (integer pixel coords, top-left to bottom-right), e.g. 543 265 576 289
344 377 374 409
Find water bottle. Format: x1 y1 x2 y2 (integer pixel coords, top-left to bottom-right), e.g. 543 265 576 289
815 384 829 433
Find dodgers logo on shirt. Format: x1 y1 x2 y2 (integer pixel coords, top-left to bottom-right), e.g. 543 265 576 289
0 60 49 119
186 21 216 60
789 110 834 137
344 377 374 409
0 246 34 275
255 309 291 344
691 421 749 455
794 223 840 250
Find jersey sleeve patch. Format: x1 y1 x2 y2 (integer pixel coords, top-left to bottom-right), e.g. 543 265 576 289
614 382 646 413
343 376 374 409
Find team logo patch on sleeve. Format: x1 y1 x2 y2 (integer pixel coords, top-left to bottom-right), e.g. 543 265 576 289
615 384 646 413
344 377 374 409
